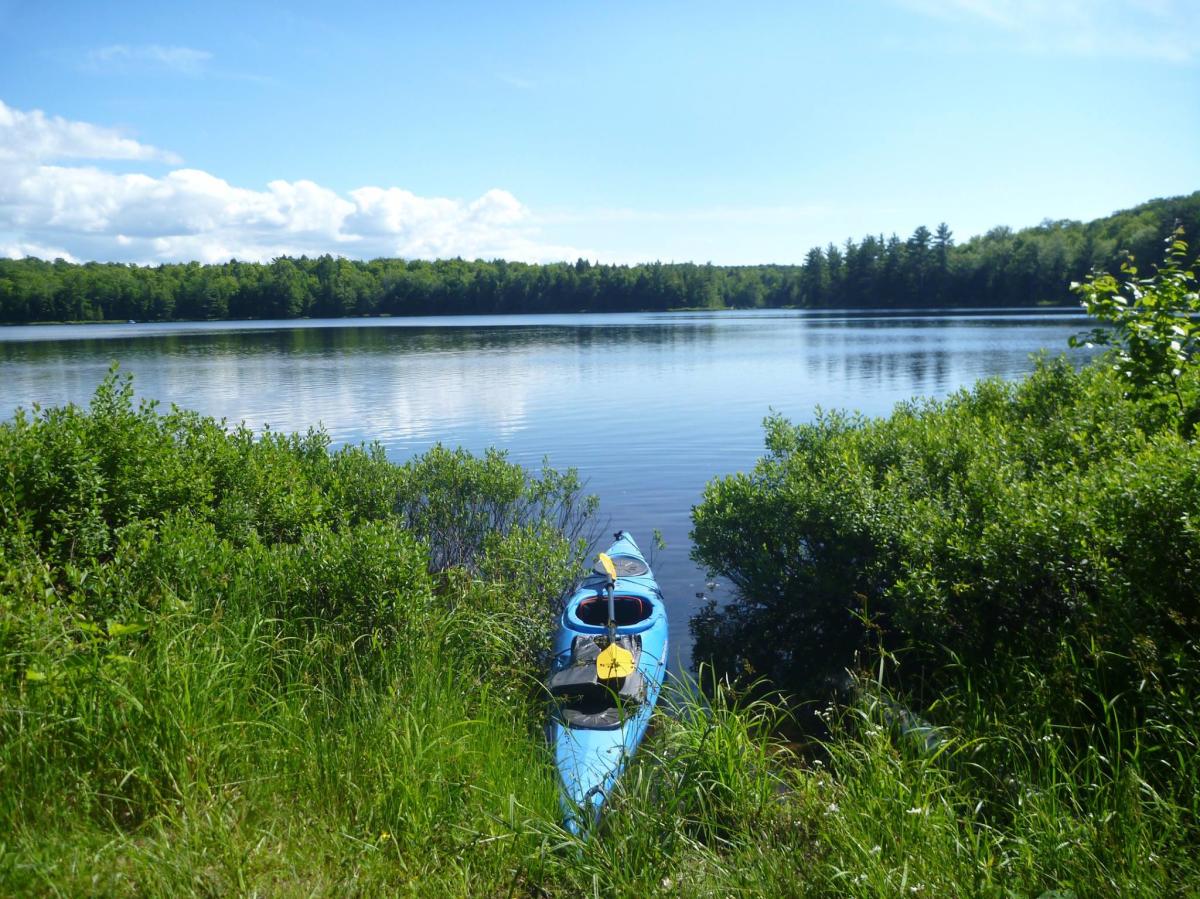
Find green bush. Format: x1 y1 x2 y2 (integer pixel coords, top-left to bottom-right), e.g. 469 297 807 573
391 444 597 657
693 358 1199 720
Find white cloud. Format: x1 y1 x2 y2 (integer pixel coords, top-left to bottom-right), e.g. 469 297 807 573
0 100 591 265
894 0 1198 63
85 44 213 76
0 99 180 164
1 240 77 262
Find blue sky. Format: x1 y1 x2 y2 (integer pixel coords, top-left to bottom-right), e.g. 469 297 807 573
0 0 1197 265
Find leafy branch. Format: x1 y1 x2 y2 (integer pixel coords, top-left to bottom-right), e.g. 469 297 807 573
1070 227 1200 418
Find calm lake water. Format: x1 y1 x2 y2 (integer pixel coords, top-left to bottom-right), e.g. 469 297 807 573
0 309 1093 670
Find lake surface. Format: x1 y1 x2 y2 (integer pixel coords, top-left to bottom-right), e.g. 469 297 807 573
0 309 1094 670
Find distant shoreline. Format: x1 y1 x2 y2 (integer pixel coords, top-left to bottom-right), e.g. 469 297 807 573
2 304 1085 330
2 191 1193 325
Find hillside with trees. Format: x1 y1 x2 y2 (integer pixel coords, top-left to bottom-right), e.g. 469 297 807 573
1 192 1196 324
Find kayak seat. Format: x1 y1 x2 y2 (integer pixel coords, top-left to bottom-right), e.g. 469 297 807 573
549 668 646 705
576 595 651 627
560 697 640 730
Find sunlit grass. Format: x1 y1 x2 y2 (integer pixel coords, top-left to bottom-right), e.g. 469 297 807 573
5 608 1199 895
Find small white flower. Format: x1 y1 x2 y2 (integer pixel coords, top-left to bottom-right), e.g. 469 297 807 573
870 845 882 854
826 802 840 814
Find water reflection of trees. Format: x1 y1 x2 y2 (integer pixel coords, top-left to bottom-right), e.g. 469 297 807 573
0 320 723 365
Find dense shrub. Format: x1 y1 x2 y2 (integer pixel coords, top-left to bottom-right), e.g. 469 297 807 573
692 358 1199 713
0 367 591 649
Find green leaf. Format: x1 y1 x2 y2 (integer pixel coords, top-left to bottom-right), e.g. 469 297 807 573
106 619 147 638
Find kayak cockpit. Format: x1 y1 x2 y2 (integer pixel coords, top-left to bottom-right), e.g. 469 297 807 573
549 635 646 730
574 594 653 627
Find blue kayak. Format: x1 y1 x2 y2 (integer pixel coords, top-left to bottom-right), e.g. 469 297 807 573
546 531 669 834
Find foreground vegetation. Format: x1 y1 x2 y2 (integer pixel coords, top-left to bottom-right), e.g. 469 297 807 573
3 235 1198 895
0 191 1195 322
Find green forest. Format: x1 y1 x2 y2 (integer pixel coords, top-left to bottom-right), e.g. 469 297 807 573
1 191 1196 323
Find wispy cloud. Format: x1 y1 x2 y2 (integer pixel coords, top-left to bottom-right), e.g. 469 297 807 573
85 44 213 76
0 100 591 265
893 0 1198 63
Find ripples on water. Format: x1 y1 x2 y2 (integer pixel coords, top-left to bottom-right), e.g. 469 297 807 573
0 309 1094 670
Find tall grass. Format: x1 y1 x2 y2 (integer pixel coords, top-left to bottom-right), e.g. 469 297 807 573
5 613 1198 895
1 606 566 894
807 668 1199 898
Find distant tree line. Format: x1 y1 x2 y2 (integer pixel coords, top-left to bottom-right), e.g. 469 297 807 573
1 192 1196 324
